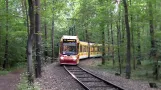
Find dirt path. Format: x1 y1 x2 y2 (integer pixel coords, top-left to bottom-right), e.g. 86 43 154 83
0 69 23 90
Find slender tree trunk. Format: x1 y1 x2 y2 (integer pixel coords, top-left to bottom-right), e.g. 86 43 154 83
44 22 48 61
0 20 1 66
110 14 115 66
137 23 141 65
117 21 121 74
27 0 35 85
35 0 41 78
85 23 90 58
85 24 89 42
107 25 110 61
3 0 9 69
148 0 158 80
51 0 55 63
131 28 136 69
116 11 122 74
51 19 55 63
101 23 105 65
130 0 136 70
44 0 48 61
121 13 125 65
123 0 131 79
24 0 29 36
149 0 155 58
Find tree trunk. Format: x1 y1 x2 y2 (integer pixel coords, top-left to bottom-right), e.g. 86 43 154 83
137 24 141 65
107 25 110 61
3 0 9 69
35 0 41 78
85 23 90 58
101 23 105 65
148 0 158 80
27 0 35 85
0 20 1 66
51 0 55 63
117 21 121 74
44 0 48 61
110 15 115 66
148 0 155 58
121 13 125 65
51 20 55 63
123 0 131 79
130 0 136 70
44 22 48 61
24 0 29 36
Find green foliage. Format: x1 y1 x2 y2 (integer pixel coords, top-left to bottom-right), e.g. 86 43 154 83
97 60 161 82
0 70 10 75
0 0 161 82
17 73 40 90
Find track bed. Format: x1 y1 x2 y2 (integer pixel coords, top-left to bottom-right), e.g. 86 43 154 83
64 65 124 90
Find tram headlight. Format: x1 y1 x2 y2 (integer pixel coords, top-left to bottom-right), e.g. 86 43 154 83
73 57 77 61
60 56 64 60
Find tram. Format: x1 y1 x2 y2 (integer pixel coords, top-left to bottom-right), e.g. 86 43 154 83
59 35 102 65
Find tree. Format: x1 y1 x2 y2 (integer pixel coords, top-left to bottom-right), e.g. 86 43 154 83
27 0 35 85
44 0 48 61
51 0 55 63
35 0 41 78
123 0 131 79
148 0 155 59
129 0 136 70
110 12 115 66
3 0 9 69
116 12 122 74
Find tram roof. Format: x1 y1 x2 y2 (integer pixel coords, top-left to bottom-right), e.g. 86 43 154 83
61 35 78 39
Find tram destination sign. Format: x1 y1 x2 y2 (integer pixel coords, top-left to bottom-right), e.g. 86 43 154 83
63 39 76 43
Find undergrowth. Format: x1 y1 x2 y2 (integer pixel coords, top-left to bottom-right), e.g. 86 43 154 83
0 62 26 75
97 59 161 85
17 72 40 90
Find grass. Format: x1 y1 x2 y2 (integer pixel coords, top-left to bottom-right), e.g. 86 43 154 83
0 62 40 90
0 62 26 75
17 72 40 90
96 59 161 86
0 70 10 75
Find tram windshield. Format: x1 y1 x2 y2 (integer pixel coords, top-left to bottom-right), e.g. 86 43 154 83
62 39 77 55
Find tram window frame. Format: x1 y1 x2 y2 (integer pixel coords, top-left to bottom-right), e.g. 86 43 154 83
95 46 97 52
80 45 82 52
83 46 86 52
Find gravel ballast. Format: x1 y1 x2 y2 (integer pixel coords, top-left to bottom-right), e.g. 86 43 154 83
36 63 85 90
79 58 161 90
36 59 161 90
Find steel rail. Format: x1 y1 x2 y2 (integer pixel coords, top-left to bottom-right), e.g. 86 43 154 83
64 65 124 90
64 65 90 90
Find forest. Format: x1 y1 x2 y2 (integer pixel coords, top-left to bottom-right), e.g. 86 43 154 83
0 0 161 88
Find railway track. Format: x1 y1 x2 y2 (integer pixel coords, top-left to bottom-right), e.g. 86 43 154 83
64 65 124 90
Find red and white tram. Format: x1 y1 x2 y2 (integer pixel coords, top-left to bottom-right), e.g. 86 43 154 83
59 35 102 65
59 35 79 65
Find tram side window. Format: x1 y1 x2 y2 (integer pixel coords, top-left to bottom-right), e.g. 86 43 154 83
86 46 88 52
80 45 82 52
98 46 100 52
95 46 97 52
93 46 95 52
91 47 94 52
90 47 92 52
83 46 86 52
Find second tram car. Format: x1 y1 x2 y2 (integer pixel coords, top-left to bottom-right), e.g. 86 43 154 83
59 35 102 65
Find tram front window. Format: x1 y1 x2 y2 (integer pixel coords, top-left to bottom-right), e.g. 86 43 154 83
62 39 77 55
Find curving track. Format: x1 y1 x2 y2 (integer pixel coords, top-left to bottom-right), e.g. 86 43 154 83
64 65 124 90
